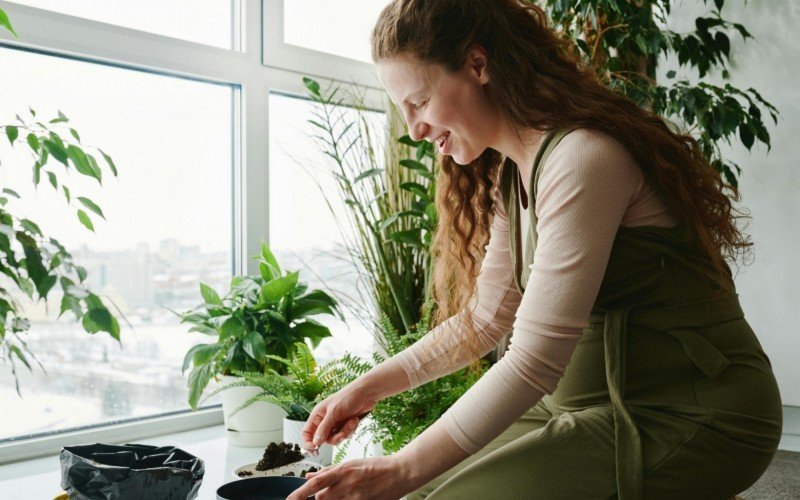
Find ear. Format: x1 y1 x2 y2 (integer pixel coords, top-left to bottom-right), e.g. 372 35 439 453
465 44 489 85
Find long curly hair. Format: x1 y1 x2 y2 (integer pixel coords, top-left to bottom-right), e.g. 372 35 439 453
371 0 752 369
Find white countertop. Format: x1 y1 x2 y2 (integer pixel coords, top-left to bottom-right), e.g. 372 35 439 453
0 425 319 500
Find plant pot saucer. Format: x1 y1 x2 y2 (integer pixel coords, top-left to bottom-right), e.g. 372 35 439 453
233 459 321 479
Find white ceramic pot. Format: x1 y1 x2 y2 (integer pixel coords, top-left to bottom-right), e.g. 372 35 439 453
218 375 287 447
283 417 333 466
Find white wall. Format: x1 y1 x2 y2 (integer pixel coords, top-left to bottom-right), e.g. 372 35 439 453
660 1 800 405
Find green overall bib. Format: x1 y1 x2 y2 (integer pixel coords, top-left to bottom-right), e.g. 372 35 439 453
410 129 783 500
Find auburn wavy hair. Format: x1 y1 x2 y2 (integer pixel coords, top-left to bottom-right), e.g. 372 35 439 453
371 0 752 370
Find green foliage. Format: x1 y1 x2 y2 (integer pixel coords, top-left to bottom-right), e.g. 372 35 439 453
175 241 343 410
326 306 488 463
206 341 351 421
302 77 437 339
536 0 777 187
1 108 122 396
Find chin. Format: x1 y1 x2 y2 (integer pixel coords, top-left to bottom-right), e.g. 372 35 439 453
449 150 481 166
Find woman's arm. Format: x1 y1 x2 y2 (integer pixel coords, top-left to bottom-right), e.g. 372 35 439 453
386 184 523 391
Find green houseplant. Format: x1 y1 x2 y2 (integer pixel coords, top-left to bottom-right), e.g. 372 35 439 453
533 0 777 187
1 9 122 395
322 306 486 464
212 341 350 464
175 241 342 445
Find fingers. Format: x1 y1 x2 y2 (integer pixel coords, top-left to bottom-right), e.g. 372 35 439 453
285 466 340 500
301 411 324 451
328 418 359 445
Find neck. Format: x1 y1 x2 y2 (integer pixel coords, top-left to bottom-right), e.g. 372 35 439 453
491 122 546 194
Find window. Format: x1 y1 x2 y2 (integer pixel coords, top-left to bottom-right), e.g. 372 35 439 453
0 0 391 459
5 0 240 49
283 1 387 63
262 0 390 87
0 47 235 441
268 92 385 363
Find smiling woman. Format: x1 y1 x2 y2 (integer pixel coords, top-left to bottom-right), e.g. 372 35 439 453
285 1 783 499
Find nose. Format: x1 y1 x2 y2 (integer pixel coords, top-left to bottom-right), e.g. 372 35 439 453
406 114 430 143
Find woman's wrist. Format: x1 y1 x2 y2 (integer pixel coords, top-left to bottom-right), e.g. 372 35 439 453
352 355 412 402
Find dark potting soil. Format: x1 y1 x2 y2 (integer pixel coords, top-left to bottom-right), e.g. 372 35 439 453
255 442 304 471
282 466 319 478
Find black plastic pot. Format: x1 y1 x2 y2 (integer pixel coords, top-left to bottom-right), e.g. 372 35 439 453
216 476 314 500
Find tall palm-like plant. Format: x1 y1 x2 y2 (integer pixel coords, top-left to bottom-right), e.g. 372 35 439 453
300 78 437 343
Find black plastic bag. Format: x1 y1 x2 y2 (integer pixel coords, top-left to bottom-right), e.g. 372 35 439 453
60 443 205 500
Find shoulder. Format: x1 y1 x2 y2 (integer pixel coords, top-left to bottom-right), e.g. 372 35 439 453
538 127 642 191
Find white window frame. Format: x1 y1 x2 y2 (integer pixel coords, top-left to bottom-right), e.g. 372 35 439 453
0 0 388 464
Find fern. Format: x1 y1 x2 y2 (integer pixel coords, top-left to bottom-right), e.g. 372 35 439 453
327 307 489 460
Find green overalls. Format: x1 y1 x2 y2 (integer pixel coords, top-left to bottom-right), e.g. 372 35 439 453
409 129 783 500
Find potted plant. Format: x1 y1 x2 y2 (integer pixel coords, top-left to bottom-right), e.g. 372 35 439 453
175 242 342 446
218 341 350 465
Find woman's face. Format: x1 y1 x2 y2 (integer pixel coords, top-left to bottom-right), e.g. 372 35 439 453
376 49 500 165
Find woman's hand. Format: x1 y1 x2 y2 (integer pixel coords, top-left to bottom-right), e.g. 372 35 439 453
302 382 378 451
285 455 412 500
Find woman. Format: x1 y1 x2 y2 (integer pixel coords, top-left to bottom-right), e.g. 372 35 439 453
286 1 782 499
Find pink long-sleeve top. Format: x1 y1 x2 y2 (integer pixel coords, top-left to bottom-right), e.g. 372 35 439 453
392 128 680 454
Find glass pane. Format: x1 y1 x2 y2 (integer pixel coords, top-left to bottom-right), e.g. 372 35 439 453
0 47 234 440
268 92 384 363
283 1 389 63
8 0 236 49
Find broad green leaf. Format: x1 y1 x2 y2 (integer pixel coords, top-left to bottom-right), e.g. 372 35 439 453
67 144 101 182
242 331 267 361
220 316 245 341
260 271 298 304
192 343 223 367
77 197 105 220
82 307 121 341
260 243 281 275
187 363 215 410
182 343 207 373
292 320 332 347
2 188 20 199
200 282 223 306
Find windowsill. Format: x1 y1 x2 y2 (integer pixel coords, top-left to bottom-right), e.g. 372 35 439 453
0 424 286 500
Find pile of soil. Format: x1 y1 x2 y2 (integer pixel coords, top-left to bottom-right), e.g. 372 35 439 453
282 466 319 478
255 442 304 471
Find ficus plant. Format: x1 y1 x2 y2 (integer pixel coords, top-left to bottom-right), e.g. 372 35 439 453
534 0 777 187
175 242 343 410
1 8 122 395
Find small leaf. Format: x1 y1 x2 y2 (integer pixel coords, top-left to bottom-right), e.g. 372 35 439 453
0 8 18 37
3 188 20 198
303 77 321 97
69 128 81 142
77 196 105 220
26 133 39 152
5 125 18 145
76 209 95 232
100 149 118 176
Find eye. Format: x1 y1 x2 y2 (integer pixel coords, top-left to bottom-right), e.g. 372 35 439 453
412 99 428 111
